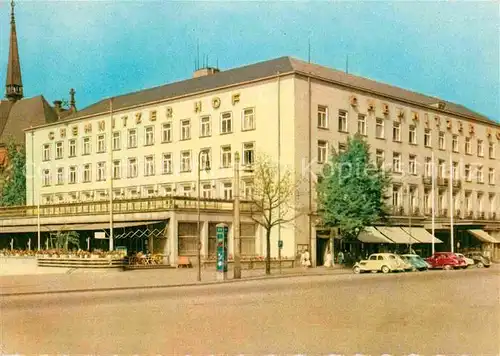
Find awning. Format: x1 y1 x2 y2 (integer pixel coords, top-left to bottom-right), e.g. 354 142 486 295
375 226 420 244
468 229 499 244
401 227 443 244
0 221 164 234
358 226 394 244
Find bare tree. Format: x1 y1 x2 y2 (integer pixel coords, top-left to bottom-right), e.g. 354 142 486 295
248 154 302 275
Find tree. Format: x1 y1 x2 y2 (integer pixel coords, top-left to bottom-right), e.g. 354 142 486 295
0 139 26 206
49 231 81 250
248 154 302 275
317 134 391 241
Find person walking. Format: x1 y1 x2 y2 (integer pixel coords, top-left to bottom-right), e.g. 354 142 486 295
337 251 344 266
301 248 311 268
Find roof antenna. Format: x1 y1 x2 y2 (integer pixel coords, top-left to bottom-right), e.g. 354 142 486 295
308 37 311 63
346 54 349 74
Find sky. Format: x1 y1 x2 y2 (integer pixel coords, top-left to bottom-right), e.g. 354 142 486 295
0 0 499 121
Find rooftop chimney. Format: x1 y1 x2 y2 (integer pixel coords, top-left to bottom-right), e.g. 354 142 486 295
193 66 220 78
53 100 62 112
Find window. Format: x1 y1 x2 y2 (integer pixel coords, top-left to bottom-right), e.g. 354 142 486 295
223 182 233 200
82 137 91 154
55 141 63 159
145 126 154 146
128 158 138 178
57 167 64 185
424 129 432 147
392 122 401 142
425 157 432 177
181 119 191 140
465 192 472 212
200 116 211 137
465 137 471 154
180 150 191 172
112 132 121 150
69 139 76 157
452 161 459 180
424 190 430 213
162 153 173 174
438 131 445 150
489 142 496 159
242 108 255 131
128 129 137 148
409 155 416 175
317 106 328 129
338 110 348 132
338 143 347 154
145 155 155 176
318 140 327 164
477 140 484 157
392 153 401 173
376 149 384 167
97 134 105 153
42 169 51 186
162 123 172 143
244 181 254 199
161 185 172 196
69 166 77 184
488 168 495 185
97 162 106 181
452 135 458 152
182 185 192 197
392 186 401 207
220 112 232 134
438 160 445 178
200 149 211 170
221 145 231 168
478 193 484 213
409 125 416 144
375 118 384 139
83 164 91 182
243 142 255 166
465 164 471 181
202 183 212 199
477 165 484 183
113 160 121 179
489 194 496 213
42 144 51 161
357 114 366 135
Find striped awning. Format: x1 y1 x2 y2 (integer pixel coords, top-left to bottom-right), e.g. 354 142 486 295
375 226 420 244
401 227 443 244
358 226 394 244
468 229 499 244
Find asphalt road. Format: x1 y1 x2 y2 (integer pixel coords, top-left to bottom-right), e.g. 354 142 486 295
1 268 499 355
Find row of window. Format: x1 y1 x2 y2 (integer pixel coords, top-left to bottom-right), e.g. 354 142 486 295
317 108 497 157
42 109 256 161
41 143 256 186
41 181 255 204
391 186 497 214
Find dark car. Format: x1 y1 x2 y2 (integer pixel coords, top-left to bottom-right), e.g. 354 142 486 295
464 252 491 268
425 252 467 270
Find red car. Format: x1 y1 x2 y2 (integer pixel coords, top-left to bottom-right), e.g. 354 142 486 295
425 252 467 270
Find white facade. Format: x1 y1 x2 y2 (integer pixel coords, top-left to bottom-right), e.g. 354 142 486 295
25 58 500 260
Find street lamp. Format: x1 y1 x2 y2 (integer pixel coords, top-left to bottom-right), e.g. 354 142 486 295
197 150 210 282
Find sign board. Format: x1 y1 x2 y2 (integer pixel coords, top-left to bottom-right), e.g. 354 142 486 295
216 224 228 273
94 232 107 239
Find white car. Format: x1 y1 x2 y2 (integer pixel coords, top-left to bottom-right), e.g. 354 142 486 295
455 253 474 267
353 253 406 274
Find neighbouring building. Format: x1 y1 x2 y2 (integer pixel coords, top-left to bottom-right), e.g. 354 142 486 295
21 54 500 264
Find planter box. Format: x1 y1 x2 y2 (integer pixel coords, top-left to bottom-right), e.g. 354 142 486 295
202 259 295 270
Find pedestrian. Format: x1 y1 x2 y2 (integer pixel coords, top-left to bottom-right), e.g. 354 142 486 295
337 250 344 266
301 248 311 268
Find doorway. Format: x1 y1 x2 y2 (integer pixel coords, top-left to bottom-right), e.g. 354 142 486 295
316 238 329 266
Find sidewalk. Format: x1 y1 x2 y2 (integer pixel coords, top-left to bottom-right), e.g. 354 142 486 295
0 265 352 296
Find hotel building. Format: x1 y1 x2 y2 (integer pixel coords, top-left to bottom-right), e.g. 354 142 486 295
19 56 500 264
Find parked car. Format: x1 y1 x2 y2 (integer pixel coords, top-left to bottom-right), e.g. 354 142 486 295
455 253 475 268
425 252 467 270
353 253 406 274
401 254 429 271
396 254 414 271
464 251 491 268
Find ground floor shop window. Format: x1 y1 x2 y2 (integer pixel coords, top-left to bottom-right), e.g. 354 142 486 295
178 222 198 256
240 223 256 256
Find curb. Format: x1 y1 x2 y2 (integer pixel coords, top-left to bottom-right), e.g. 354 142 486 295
0 269 350 297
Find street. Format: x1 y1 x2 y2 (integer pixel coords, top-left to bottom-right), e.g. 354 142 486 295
1 267 499 355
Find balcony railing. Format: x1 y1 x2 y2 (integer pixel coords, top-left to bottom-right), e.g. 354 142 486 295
452 179 462 188
0 196 256 219
437 177 449 187
422 176 432 185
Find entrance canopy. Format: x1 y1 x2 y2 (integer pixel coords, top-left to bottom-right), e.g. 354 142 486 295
376 226 420 244
0 221 163 234
358 227 394 244
401 227 443 244
468 229 499 244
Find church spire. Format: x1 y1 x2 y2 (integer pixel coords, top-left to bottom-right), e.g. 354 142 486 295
5 0 23 101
